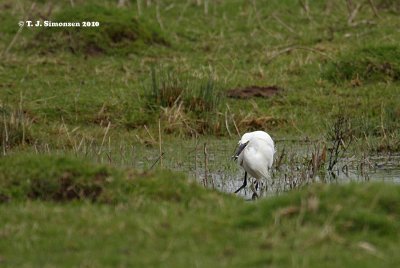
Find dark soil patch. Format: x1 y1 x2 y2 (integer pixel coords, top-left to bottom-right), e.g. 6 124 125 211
226 86 281 99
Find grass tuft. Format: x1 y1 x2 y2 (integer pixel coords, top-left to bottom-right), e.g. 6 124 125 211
0 107 34 151
145 66 223 135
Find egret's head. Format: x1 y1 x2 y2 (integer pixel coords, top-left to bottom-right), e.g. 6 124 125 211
239 132 253 145
232 133 251 160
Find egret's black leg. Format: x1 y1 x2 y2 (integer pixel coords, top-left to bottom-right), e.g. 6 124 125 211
234 172 247 193
250 179 259 199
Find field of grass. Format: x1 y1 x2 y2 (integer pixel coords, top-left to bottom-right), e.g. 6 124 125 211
1 0 400 266
0 154 399 267
1 0 399 144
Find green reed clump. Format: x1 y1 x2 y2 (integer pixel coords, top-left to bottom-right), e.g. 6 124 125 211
145 66 223 135
0 107 33 152
144 67 224 135
148 66 188 108
147 67 222 114
145 67 222 114
187 78 221 114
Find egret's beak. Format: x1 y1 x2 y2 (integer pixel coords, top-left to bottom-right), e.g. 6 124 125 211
232 141 249 160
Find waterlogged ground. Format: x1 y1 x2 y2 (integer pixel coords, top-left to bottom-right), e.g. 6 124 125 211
193 142 400 199
27 138 400 200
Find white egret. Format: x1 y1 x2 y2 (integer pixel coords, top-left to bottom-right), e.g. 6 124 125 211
232 130 275 198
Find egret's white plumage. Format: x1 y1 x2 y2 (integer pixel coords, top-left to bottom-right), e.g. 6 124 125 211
233 130 275 197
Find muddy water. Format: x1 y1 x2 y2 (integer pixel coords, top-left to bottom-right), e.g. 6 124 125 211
29 136 400 199
126 139 400 200
69 137 399 199
201 154 400 200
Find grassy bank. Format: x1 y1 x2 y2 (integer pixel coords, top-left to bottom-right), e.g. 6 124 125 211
0 154 399 267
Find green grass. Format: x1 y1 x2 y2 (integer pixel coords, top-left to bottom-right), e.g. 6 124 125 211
0 2 400 265
0 154 399 267
0 0 399 144
0 154 122 203
323 45 400 84
33 4 168 56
